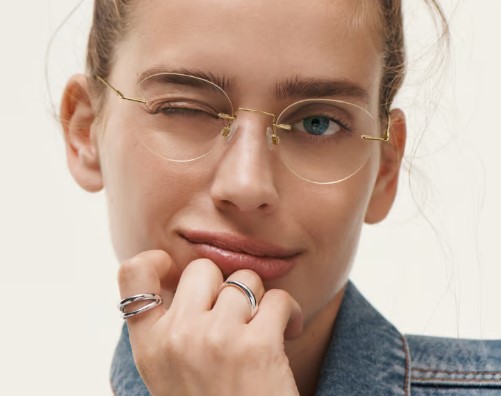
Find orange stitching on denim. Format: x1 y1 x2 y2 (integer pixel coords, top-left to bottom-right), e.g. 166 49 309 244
412 377 501 384
412 367 501 386
413 367 501 376
401 335 411 396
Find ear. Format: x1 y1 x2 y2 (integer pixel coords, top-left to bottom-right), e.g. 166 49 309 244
364 109 407 224
60 74 103 192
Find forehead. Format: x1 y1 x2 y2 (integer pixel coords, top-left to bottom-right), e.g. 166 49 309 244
117 0 383 108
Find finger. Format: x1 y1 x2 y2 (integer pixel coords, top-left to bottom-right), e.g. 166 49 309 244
117 250 181 335
169 258 224 314
250 289 303 341
212 269 265 323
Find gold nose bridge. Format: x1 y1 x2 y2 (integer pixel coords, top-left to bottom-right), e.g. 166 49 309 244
238 107 277 119
218 107 291 146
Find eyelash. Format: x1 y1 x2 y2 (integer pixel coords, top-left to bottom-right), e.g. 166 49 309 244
146 100 219 118
290 115 353 134
327 116 351 132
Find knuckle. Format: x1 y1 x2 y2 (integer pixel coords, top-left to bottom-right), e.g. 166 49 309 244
203 327 228 353
161 327 191 356
118 250 167 284
184 258 220 276
142 249 170 264
264 288 290 302
117 258 142 284
182 259 224 288
261 289 297 312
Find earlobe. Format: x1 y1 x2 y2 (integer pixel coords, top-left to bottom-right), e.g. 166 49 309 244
364 109 407 224
60 74 103 193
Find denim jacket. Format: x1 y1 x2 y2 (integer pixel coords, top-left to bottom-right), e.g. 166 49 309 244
111 281 501 395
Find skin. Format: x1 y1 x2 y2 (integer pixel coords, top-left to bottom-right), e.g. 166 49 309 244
61 0 406 394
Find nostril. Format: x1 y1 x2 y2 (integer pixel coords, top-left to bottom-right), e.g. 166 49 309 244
217 199 269 212
217 200 271 213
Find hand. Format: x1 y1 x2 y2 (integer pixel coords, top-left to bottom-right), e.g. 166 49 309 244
117 250 304 396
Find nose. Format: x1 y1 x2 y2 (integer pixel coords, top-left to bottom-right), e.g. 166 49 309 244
210 113 279 213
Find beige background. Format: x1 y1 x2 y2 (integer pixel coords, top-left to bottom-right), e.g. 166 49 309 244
1 1 500 395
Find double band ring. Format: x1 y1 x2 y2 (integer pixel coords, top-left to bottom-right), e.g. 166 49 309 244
119 281 258 320
118 293 163 319
218 280 259 319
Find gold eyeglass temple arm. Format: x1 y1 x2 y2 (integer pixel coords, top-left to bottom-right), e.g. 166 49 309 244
361 116 391 142
95 76 146 104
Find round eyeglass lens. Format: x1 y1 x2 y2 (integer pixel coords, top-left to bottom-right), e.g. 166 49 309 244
275 99 380 184
137 73 233 162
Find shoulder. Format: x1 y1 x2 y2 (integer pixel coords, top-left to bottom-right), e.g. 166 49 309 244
405 334 501 394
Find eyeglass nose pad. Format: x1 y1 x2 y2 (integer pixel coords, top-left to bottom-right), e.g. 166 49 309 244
266 127 280 150
221 123 237 140
266 127 274 151
224 122 238 142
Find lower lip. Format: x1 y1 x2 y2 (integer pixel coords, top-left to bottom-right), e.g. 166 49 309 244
186 241 297 280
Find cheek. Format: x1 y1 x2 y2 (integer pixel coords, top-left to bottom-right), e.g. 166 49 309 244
98 115 210 261
288 154 379 319
299 157 378 251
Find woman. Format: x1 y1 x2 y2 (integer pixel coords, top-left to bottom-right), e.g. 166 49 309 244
60 0 501 394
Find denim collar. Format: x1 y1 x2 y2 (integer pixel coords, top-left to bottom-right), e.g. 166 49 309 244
315 281 410 395
111 281 410 395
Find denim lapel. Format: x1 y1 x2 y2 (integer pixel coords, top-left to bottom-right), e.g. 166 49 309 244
315 281 410 395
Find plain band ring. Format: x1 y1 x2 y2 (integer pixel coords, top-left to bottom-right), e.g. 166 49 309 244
218 280 259 319
118 293 163 320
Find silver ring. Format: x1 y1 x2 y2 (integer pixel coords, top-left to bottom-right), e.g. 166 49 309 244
218 280 259 319
118 293 163 320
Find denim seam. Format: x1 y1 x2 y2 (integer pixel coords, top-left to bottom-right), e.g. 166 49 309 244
401 335 411 396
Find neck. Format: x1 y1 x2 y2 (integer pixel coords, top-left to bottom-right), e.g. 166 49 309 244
285 287 346 396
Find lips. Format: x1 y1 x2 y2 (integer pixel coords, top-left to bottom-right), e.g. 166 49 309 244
179 230 301 280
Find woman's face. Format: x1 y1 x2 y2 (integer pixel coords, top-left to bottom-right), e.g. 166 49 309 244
85 0 397 323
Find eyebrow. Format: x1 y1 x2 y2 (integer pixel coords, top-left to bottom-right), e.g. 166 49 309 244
137 67 369 104
137 67 234 92
274 76 370 104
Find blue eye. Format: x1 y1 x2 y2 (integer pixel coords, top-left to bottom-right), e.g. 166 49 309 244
296 116 342 137
303 116 331 135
